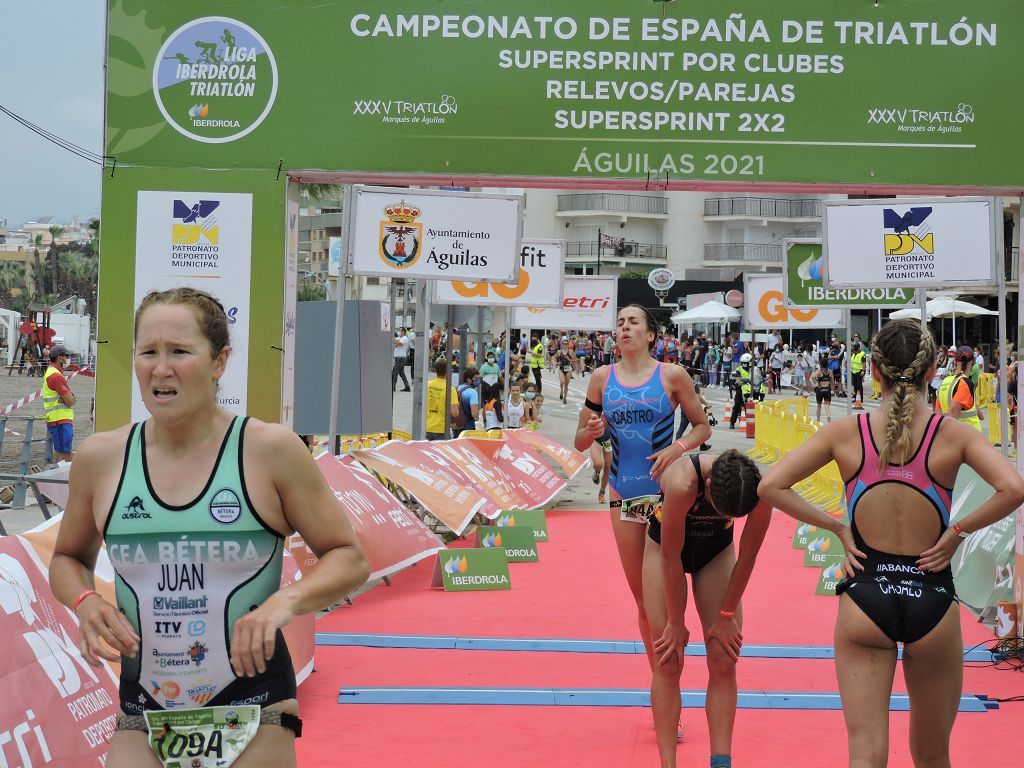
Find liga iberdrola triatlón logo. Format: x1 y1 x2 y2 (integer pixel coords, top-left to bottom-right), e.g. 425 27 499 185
153 16 278 143
379 200 423 269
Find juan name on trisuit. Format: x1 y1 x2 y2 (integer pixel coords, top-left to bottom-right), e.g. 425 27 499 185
50 287 370 768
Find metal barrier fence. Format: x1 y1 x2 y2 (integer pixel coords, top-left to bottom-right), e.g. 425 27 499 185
746 398 844 513
748 385 1016 512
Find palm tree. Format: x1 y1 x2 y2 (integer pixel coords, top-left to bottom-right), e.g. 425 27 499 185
47 225 65 296
85 217 99 260
56 249 99 313
0 261 26 309
32 234 46 298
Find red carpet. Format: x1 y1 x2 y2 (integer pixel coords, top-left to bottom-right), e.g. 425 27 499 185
299 508 1022 767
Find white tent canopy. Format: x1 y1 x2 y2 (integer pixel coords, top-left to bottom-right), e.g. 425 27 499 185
888 296 996 345
888 296 997 321
671 300 741 324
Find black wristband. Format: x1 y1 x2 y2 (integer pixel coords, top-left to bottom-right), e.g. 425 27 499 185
584 398 603 413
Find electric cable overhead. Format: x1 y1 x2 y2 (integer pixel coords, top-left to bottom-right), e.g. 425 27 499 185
0 102 110 166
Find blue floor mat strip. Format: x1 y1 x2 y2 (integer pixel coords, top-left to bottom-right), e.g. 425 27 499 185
315 632 993 662
337 686 995 712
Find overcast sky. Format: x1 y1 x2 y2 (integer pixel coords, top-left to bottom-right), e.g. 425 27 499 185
0 1 105 227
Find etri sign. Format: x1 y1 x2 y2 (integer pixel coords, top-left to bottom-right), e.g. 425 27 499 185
784 242 914 308
512 275 617 330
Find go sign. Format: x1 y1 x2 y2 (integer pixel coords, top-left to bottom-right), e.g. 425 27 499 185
434 240 564 307
744 274 843 329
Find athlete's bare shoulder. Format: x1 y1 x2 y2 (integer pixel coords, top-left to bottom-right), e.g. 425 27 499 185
813 414 860 445
75 423 135 467
591 364 611 384
661 448 699 495
239 418 308 456
660 362 689 384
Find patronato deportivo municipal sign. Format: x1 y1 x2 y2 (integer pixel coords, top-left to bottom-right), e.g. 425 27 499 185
107 1 1024 191
784 242 914 308
823 198 997 288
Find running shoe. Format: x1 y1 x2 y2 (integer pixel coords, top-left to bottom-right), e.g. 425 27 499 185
598 491 605 503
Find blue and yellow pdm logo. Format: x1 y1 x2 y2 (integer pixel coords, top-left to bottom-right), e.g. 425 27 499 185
883 206 933 257
172 199 219 245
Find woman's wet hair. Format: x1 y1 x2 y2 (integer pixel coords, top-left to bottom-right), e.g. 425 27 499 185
708 449 761 518
619 303 658 350
870 319 936 469
134 287 230 357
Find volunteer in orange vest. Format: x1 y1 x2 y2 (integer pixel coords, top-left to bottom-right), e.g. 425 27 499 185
937 346 983 432
42 344 77 462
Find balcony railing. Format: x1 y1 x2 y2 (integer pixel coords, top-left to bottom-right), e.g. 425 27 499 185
704 197 823 218
557 193 668 215
567 241 667 260
703 243 783 264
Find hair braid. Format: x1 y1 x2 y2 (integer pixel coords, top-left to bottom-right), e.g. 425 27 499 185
708 449 762 519
870 320 935 470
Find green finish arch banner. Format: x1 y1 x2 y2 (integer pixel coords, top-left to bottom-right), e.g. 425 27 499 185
105 0 1024 190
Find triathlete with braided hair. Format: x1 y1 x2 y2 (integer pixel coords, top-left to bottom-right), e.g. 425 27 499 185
574 304 710 668
644 449 771 768
759 319 1024 767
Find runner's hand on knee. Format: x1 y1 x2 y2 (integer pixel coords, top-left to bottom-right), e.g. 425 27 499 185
653 621 689 666
705 616 742 662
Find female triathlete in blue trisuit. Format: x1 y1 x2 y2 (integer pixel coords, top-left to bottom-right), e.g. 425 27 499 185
574 304 710 664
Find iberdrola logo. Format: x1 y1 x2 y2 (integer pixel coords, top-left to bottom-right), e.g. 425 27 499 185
153 16 278 143
497 515 515 527
796 523 817 536
443 555 469 575
822 563 844 580
481 532 503 548
807 537 831 553
796 250 824 286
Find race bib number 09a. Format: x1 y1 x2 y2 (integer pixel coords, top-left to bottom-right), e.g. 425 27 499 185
146 705 260 768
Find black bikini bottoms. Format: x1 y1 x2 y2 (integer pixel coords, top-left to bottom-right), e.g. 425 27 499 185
836 546 957 644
